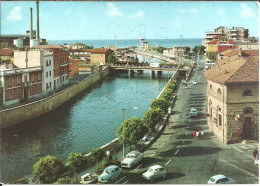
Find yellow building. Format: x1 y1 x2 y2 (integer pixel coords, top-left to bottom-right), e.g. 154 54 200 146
203 54 259 144
206 40 219 53
89 49 113 66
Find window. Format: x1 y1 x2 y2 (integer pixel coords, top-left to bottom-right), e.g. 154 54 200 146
49 60 51 66
8 77 12 86
50 82 51 88
210 84 212 90
46 83 49 89
31 74 35 82
217 88 222 94
17 76 21 85
38 73 41 80
49 71 51 77
9 90 13 98
46 60 48 66
244 107 253 114
24 75 28 82
17 89 21 96
242 89 252 96
46 72 48 78
32 86 35 93
218 114 222 126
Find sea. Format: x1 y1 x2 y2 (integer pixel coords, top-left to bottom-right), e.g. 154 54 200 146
48 38 203 49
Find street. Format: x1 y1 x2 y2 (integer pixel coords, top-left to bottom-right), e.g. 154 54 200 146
111 56 259 184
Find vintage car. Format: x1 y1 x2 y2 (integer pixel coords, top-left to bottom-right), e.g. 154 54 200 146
142 165 167 182
121 151 144 169
208 174 233 184
98 165 122 183
189 108 198 117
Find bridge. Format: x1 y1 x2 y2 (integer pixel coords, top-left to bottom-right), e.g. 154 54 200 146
110 64 177 76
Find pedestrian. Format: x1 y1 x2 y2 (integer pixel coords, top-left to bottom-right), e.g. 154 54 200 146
196 130 199 140
201 130 204 139
193 130 196 140
253 148 258 167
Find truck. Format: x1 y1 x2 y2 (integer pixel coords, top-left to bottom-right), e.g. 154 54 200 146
150 62 160 68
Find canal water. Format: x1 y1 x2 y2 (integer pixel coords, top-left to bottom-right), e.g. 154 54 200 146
0 56 174 182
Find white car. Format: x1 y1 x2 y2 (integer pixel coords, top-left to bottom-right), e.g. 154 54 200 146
193 80 197 85
208 174 233 184
121 151 144 169
142 165 167 182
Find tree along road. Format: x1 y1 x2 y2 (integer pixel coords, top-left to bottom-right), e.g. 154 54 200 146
112 56 259 184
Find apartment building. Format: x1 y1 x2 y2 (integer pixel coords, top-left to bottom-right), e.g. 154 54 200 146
89 48 114 66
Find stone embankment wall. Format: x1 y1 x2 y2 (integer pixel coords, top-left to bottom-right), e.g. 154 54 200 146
0 67 110 129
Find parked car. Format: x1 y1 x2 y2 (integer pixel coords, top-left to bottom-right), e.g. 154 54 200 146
142 165 167 182
208 174 233 184
98 165 122 183
121 151 144 168
193 80 197 85
189 108 198 117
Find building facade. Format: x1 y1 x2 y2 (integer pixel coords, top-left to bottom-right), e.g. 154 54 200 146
68 59 79 77
203 55 259 144
89 48 113 66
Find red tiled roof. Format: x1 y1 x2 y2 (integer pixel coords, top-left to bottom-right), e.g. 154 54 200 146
32 44 65 49
89 48 113 54
53 48 69 56
218 45 238 54
204 55 259 84
70 49 91 53
241 50 259 57
0 49 14 56
208 40 219 45
224 50 240 57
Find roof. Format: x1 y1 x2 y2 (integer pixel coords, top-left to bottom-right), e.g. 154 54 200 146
0 49 14 56
203 55 259 85
70 49 91 53
32 44 65 49
207 40 219 45
241 50 259 57
105 165 118 171
224 50 240 57
72 43 85 46
211 174 226 180
53 48 69 56
89 48 113 54
149 165 163 169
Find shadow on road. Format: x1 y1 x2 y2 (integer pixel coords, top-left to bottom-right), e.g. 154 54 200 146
172 140 193 146
166 172 185 179
175 146 222 157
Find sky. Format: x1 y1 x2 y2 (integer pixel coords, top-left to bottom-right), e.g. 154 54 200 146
1 1 259 40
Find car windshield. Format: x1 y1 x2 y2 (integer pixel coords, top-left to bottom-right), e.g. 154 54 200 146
148 168 154 172
191 109 196 112
104 169 111 174
126 155 135 158
210 178 215 182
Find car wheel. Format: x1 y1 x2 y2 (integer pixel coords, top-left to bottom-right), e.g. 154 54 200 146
150 178 154 183
131 164 135 169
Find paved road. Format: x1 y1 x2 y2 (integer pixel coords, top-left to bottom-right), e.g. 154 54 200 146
112 56 259 184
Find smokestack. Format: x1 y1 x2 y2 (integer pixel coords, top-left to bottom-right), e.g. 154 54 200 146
30 7 33 40
36 1 40 40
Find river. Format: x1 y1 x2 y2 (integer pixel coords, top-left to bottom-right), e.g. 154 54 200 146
0 56 174 182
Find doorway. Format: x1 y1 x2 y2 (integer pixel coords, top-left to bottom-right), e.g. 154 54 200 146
243 117 252 139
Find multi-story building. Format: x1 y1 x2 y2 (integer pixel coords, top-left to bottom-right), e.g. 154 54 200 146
140 38 148 50
202 26 250 46
203 54 259 144
163 46 188 58
0 65 43 106
68 59 79 77
14 49 55 95
0 49 14 63
71 43 85 49
89 48 114 66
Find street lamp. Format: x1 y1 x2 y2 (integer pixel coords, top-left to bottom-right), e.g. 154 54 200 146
168 107 172 115
122 107 138 159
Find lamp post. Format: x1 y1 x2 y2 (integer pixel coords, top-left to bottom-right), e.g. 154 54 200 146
122 107 138 159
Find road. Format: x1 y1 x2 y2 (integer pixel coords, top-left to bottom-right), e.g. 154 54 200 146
111 56 259 184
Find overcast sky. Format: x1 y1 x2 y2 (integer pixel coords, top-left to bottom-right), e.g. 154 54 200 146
1 1 259 40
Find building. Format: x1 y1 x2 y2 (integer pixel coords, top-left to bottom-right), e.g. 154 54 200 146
68 59 79 77
140 38 148 50
0 65 43 106
202 26 250 46
14 49 55 95
163 46 187 58
89 48 114 66
203 54 259 144
71 43 85 49
0 34 30 49
0 49 14 63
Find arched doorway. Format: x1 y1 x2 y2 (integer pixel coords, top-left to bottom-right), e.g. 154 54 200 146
242 107 254 139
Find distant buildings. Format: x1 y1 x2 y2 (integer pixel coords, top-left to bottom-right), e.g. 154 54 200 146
71 43 85 49
163 46 188 58
140 38 148 50
203 51 259 144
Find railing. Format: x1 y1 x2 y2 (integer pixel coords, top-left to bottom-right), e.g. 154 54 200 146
0 66 43 75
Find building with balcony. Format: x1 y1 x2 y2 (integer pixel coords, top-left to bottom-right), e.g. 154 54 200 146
0 65 43 106
68 59 79 77
140 38 148 50
203 54 259 144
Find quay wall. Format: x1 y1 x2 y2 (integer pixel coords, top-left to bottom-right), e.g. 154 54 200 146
0 67 110 129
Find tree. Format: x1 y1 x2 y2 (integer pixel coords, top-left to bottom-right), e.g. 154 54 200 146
207 52 217 61
142 108 164 132
192 45 205 55
67 152 88 183
154 46 166 54
54 177 73 184
11 177 29 184
107 54 116 63
185 47 191 54
90 148 105 172
117 117 148 147
150 98 168 113
83 45 93 49
32 155 65 184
